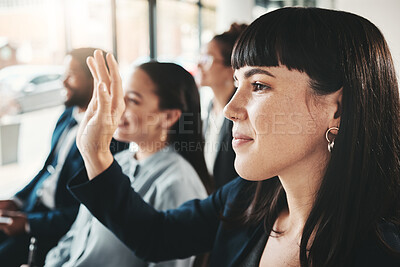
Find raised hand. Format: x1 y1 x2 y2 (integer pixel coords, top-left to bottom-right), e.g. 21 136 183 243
76 50 125 179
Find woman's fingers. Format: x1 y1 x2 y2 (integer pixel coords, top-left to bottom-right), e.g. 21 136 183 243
106 53 122 86
97 82 112 117
106 53 122 94
78 83 114 156
82 51 121 136
76 51 116 178
87 56 99 82
94 50 111 89
77 106 94 152
78 56 101 153
87 56 100 106
106 53 125 118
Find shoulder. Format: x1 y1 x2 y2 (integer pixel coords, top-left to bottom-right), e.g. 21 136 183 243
212 176 255 210
220 176 251 196
154 149 198 179
151 151 205 192
142 150 207 208
114 149 134 166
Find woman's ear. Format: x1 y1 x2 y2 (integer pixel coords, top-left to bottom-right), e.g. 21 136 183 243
162 109 182 129
328 88 342 127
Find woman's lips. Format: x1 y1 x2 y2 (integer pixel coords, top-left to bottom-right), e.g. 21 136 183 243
232 133 254 148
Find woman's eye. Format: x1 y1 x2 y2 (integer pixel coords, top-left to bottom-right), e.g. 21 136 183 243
126 97 140 105
251 82 271 92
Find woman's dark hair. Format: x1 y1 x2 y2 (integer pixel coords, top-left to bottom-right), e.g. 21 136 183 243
138 62 213 194
230 7 400 266
212 23 248 66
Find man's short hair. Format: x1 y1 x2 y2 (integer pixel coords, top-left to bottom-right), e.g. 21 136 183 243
68 48 108 78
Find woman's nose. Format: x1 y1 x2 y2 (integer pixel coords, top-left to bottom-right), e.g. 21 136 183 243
223 88 247 121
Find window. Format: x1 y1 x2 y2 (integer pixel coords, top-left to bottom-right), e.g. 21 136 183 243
0 0 217 70
30 74 61 85
0 0 66 65
115 0 149 71
66 0 113 53
157 0 200 72
2 0 331 196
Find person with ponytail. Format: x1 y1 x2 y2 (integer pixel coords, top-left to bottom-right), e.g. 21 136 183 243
44 61 211 267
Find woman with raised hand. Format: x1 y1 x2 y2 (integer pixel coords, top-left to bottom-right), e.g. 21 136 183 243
44 61 211 267
69 7 399 267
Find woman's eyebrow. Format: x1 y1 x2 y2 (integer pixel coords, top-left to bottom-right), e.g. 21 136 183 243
126 91 143 99
244 68 276 78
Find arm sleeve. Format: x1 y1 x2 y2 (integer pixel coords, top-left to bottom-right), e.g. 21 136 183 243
27 205 79 238
68 160 229 263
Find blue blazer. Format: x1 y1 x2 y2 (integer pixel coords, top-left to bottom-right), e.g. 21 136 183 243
69 160 400 267
15 107 128 239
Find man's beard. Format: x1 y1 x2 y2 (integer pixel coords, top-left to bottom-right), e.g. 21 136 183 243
64 92 90 109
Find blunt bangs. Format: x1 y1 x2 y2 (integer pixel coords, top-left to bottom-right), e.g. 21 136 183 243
232 8 343 93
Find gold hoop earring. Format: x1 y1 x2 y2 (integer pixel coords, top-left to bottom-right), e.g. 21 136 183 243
160 129 167 142
325 127 339 152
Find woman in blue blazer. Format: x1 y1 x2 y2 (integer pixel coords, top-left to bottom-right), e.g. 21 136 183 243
69 8 400 266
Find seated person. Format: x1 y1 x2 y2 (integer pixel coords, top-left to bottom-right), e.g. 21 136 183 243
44 61 211 267
0 48 127 267
70 8 399 267
198 23 247 189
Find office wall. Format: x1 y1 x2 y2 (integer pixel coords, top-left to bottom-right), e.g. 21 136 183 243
217 0 400 81
215 0 253 32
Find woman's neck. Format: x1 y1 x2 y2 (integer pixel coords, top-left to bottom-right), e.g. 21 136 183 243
135 141 167 161
275 150 329 238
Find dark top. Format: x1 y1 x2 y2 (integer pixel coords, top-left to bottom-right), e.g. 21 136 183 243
69 160 400 267
238 232 267 266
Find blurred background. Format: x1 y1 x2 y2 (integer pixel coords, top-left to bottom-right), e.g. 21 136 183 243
0 0 399 198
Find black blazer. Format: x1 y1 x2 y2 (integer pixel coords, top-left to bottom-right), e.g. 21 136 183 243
69 161 400 267
203 101 238 189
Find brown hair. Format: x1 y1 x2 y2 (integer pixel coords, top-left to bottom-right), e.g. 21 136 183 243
212 23 247 66
138 61 213 194
68 47 107 77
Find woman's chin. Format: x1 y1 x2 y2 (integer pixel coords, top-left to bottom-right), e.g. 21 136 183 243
113 129 133 143
234 160 276 181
